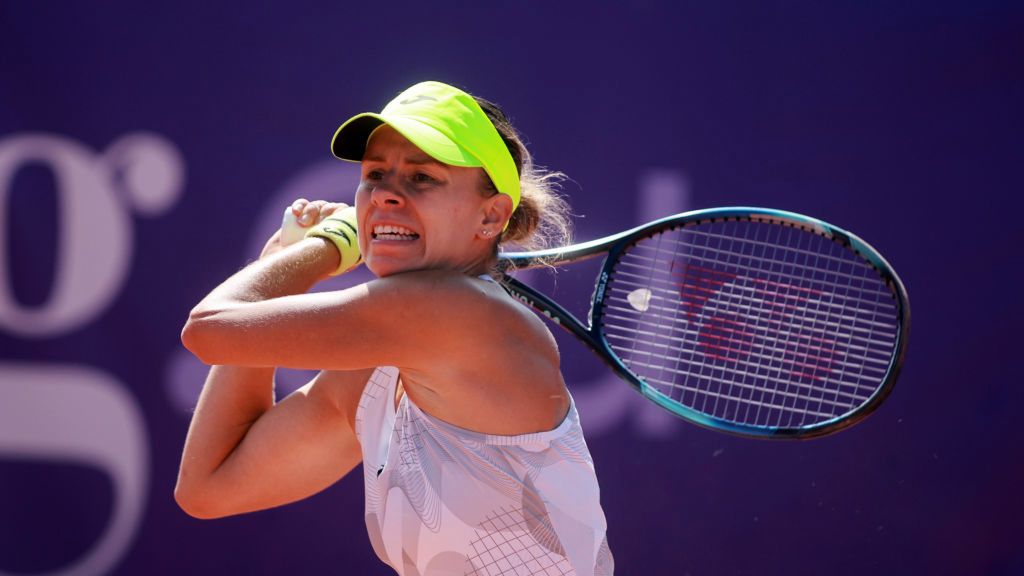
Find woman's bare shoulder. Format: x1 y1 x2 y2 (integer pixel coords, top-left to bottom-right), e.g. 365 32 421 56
368 270 533 327
395 270 549 328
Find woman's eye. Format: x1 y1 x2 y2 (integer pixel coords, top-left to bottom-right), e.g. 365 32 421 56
412 173 437 184
365 170 383 181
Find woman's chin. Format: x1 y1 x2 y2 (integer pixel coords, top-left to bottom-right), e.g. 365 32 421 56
365 256 417 278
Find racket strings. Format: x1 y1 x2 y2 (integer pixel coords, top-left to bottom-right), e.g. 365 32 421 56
610 266 897 341
602 319 888 381
608 338 874 408
603 257 897 366
625 236 898 309
617 255 897 323
600 219 900 430
681 226 879 271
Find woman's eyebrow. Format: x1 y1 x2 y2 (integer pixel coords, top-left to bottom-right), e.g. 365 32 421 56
403 155 442 166
362 153 442 166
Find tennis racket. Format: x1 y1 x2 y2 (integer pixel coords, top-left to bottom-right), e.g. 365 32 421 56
497 207 910 439
282 206 909 439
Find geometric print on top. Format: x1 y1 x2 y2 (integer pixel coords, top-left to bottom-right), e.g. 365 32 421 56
354 367 614 575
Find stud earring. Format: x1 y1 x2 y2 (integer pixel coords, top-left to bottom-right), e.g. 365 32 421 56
482 229 491 237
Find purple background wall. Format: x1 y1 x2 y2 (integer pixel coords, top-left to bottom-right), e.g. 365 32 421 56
1 2 1021 575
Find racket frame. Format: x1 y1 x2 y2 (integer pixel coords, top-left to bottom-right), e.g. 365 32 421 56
499 207 910 439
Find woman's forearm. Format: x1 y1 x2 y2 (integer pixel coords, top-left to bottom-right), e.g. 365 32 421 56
181 238 339 362
191 238 338 314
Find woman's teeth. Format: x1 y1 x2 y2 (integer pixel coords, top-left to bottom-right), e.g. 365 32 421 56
372 225 419 240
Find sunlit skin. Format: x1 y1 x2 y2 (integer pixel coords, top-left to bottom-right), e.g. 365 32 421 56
174 124 568 520
355 125 512 278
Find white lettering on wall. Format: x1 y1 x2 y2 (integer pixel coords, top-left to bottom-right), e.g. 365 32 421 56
0 364 149 576
0 132 183 337
0 132 182 576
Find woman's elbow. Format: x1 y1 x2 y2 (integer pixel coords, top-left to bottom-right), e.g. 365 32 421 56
180 313 222 365
180 319 206 363
174 483 212 519
174 481 230 520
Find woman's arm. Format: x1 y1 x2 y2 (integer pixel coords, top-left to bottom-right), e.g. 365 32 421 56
181 242 497 373
174 366 370 518
176 200 365 518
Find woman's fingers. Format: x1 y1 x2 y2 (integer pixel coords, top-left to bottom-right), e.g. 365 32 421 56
318 202 349 219
270 200 354 260
290 198 309 216
289 200 351 228
299 201 322 225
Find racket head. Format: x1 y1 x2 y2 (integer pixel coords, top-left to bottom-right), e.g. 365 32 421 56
585 207 909 439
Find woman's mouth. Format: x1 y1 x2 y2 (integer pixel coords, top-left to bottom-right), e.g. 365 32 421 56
372 225 420 241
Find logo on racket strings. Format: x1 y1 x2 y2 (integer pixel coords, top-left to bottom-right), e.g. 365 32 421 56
670 260 839 382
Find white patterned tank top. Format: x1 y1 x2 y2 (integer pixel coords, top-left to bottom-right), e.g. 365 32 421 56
355 366 614 575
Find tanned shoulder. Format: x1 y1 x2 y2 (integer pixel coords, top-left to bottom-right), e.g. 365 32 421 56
364 270 559 368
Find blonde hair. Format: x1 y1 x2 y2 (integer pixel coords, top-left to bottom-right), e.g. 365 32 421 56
474 97 573 254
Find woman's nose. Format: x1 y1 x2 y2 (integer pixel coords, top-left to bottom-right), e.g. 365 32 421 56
369 182 405 207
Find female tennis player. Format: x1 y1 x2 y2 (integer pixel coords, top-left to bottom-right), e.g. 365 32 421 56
176 81 614 575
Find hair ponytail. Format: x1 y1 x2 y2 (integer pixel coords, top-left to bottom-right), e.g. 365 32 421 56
474 97 573 254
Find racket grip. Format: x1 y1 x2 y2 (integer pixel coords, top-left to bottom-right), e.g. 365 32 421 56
280 207 306 247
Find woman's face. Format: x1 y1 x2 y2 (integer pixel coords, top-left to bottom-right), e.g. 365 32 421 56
355 125 498 277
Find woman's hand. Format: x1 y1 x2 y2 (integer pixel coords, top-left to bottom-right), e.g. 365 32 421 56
260 199 349 259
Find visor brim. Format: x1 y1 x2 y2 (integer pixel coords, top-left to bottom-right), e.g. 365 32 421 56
331 113 481 168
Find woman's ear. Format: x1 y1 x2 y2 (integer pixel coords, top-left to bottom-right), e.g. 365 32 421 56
479 193 514 235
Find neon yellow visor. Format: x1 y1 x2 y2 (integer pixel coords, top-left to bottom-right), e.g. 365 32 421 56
330 81 521 213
